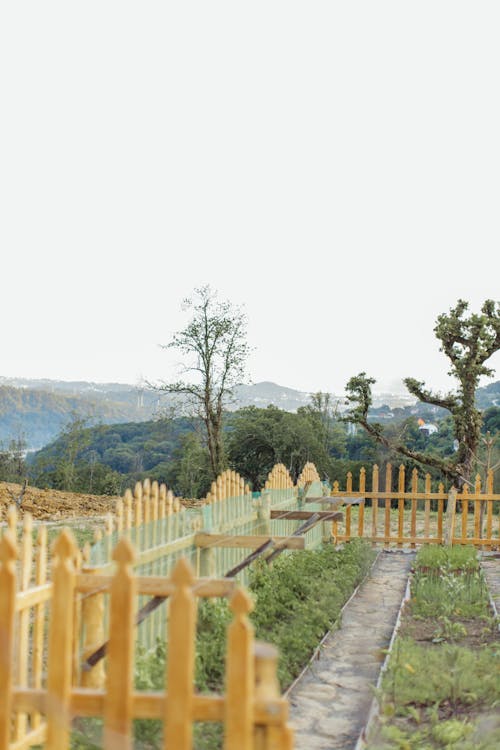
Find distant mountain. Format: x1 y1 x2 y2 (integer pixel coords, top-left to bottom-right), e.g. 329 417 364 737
231 381 313 411
0 384 159 450
1 375 498 450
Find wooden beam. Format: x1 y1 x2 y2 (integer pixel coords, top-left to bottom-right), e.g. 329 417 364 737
305 497 364 506
194 533 305 550
269 510 343 521
265 513 321 564
224 539 276 578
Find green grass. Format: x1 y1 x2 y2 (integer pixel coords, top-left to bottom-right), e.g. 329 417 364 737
414 544 479 572
410 545 490 619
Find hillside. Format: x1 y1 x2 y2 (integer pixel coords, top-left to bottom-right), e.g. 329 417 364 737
0 378 319 449
2 375 499 452
0 384 158 449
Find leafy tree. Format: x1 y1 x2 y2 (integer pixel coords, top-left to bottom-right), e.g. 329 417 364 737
299 392 347 458
154 286 250 479
56 414 92 491
165 433 211 498
345 300 500 488
226 406 331 487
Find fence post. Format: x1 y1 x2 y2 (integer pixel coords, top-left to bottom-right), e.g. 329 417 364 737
257 491 271 537
444 487 457 546
253 642 293 750
0 532 17 750
225 589 255 750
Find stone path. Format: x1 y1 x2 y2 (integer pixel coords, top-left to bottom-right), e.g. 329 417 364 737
480 553 500 617
288 551 414 750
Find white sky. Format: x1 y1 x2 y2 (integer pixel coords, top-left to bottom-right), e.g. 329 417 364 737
1 2 499 396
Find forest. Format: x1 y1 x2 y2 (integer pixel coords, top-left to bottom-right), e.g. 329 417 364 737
2 399 496 498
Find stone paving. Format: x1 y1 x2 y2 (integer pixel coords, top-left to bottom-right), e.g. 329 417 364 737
288 551 414 750
481 553 500 616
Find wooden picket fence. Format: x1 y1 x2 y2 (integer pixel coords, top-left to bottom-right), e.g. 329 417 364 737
330 464 500 548
264 464 295 492
0 529 294 750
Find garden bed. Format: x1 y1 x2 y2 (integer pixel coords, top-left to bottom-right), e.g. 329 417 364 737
364 545 500 750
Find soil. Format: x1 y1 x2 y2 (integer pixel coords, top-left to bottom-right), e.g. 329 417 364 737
399 613 498 648
0 481 120 521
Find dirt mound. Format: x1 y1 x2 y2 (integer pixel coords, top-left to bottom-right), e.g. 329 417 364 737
0 481 120 521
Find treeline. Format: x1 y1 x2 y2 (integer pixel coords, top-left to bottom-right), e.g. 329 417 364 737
17 404 499 498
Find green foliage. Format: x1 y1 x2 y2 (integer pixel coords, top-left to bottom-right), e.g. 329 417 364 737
382 639 500 713
226 405 337 487
415 545 479 572
249 539 376 686
166 433 212 499
411 546 489 619
29 416 201 496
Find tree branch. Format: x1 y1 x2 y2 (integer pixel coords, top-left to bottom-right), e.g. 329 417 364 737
403 378 458 412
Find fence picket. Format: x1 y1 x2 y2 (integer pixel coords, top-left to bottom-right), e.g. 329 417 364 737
14 513 33 740
371 465 379 539
397 465 405 547
424 474 431 537
165 559 196 750
32 525 48 730
345 472 352 540
384 463 392 544
104 539 136 750
0 533 17 750
46 531 77 750
410 469 418 548
225 589 255 750
358 468 365 537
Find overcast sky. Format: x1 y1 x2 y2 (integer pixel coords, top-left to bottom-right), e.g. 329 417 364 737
1 2 499 397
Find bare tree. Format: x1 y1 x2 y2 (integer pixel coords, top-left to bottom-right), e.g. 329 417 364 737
6 478 29 508
345 299 500 489
154 285 250 479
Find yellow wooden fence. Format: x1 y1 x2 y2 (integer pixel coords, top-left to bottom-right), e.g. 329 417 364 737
264 464 294 492
330 464 500 548
0 529 294 750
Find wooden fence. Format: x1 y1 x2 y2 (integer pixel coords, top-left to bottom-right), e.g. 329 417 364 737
78 466 304 665
330 464 500 548
0 529 294 750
